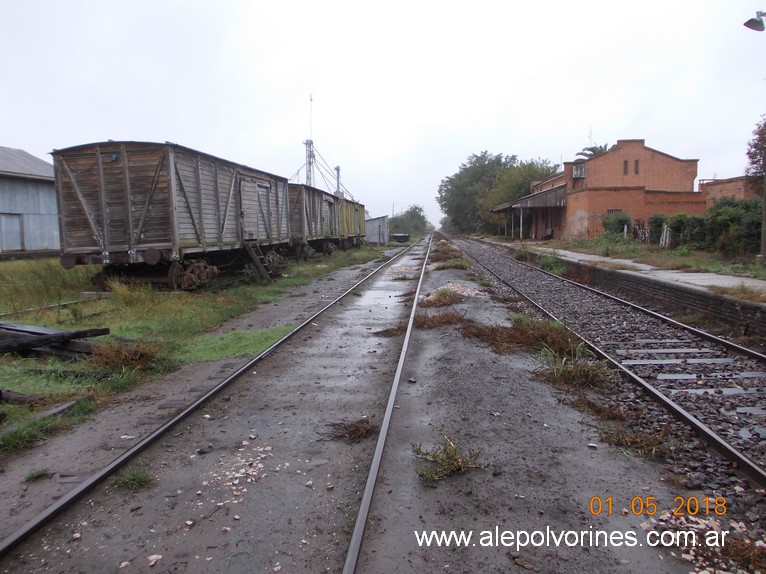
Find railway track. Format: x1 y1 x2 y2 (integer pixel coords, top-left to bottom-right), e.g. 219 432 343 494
5 234 761 573
454 236 766 487
0 240 427 563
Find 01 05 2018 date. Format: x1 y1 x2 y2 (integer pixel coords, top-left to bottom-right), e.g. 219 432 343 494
589 495 727 517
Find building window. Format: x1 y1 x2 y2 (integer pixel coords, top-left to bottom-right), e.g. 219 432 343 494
634 159 639 175
623 160 628 175
607 209 622 215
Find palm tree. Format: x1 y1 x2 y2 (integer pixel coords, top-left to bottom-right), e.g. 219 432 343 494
576 143 610 160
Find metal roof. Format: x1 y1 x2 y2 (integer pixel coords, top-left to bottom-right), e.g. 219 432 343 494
0 146 54 181
513 184 567 209
491 184 567 212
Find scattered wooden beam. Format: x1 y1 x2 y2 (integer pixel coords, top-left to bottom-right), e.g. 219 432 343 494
0 389 42 404
0 322 109 358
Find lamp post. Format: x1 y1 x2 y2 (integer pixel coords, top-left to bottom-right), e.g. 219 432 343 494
744 11 765 31
745 11 766 265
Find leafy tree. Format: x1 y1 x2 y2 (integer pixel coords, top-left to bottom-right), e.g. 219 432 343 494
436 152 516 233
478 158 559 229
437 153 558 234
389 205 428 236
746 115 766 178
576 143 611 160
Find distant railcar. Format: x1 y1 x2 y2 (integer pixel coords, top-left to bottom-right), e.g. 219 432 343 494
53 141 289 289
287 183 366 256
288 183 338 252
337 195 366 247
53 141 365 289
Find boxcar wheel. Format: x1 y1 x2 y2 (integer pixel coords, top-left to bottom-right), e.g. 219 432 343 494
168 262 184 290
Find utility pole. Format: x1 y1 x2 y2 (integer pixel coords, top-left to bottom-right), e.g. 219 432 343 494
304 139 314 187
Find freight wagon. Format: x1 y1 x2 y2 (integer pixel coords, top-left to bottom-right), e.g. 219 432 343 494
287 183 366 257
53 141 364 289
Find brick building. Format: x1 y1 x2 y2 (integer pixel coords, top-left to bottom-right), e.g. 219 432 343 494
492 139 708 240
699 175 761 208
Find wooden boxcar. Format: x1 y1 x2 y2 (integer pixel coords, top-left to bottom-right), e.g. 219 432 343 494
288 183 366 253
287 183 339 245
338 196 366 243
53 141 289 288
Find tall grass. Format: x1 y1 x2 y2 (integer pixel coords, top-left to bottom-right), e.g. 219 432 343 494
0 247 386 450
0 259 96 313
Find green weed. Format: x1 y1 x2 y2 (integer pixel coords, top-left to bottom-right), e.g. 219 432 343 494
411 430 486 480
23 468 51 482
113 467 154 490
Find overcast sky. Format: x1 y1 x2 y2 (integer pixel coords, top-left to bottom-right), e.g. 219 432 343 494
2 1 764 226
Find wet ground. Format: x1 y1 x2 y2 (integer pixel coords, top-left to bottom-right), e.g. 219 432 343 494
0 242 698 573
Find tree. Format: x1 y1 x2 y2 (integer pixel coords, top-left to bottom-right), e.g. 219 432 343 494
389 205 428 236
436 152 516 233
746 115 766 177
576 143 611 160
478 158 559 229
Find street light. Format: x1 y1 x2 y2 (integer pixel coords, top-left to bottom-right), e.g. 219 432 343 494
744 11 765 31
744 12 766 265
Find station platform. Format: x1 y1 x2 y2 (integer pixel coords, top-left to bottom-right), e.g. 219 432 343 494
482 238 766 297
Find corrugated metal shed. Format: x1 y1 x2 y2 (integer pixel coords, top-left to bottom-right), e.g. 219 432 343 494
365 215 389 245
0 147 54 181
0 147 58 252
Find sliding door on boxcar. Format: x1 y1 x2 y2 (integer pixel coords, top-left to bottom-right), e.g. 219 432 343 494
171 148 240 255
239 173 289 246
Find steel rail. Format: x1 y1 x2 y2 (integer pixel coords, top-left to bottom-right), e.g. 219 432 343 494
0 244 418 558
462 238 766 488
466 236 766 362
342 234 433 574
0 299 86 319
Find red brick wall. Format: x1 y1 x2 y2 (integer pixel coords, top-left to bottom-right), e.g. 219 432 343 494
559 140 701 238
700 176 761 208
583 140 697 192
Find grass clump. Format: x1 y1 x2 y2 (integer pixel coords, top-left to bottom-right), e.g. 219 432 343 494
461 319 574 355
601 425 674 460
91 340 168 371
433 258 471 271
412 430 486 481
538 253 566 276
0 396 95 457
325 418 377 443
428 241 463 263
23 467 51 482
573 396 626 421
414 311 466 329
113 467 154 490
420 288 463 308
513 248 532 262
536 341 609 388
0 416 61 455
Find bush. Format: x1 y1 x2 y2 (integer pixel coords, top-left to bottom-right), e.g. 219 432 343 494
648 215 666 244
602 212 632 235
705 197 762 256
